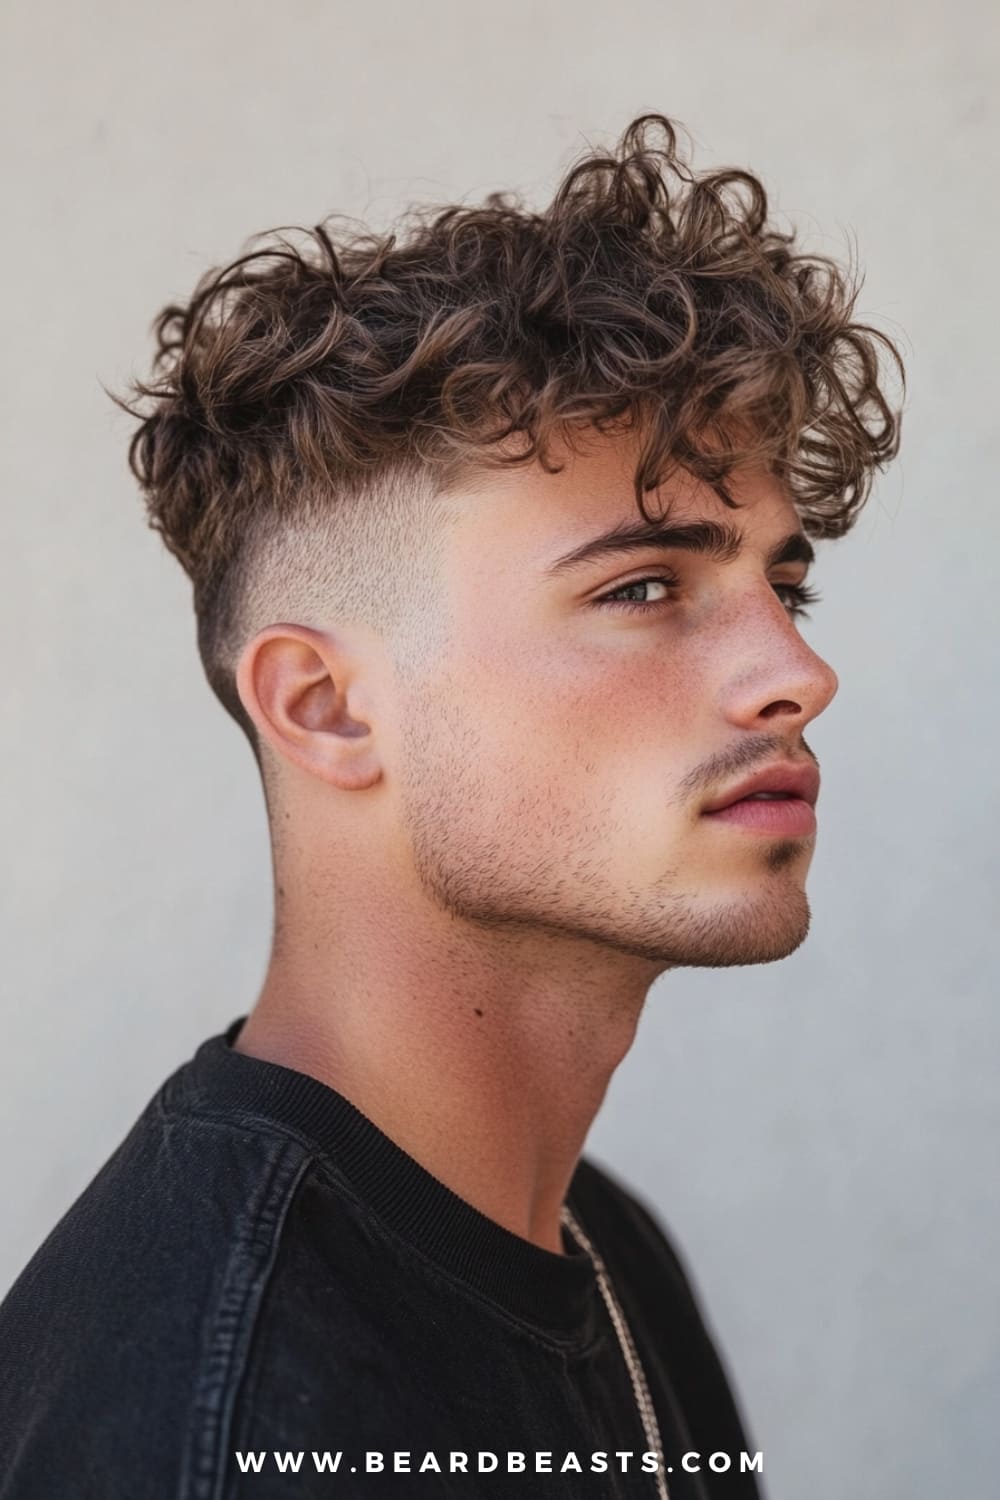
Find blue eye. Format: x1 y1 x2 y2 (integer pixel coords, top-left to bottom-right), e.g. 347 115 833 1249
597 575 679 612
596 575 822 621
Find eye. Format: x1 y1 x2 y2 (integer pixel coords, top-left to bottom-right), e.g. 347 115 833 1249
595 574 680 613
595 574 822 621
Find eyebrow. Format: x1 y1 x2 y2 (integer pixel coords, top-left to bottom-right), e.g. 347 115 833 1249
541 517 816 579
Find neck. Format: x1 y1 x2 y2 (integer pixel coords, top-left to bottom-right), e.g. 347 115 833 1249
233 869 661 1254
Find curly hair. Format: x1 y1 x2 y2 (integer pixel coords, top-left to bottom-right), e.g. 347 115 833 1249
113 112 904 767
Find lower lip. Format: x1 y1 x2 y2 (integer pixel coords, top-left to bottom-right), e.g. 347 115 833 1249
702 797 817 836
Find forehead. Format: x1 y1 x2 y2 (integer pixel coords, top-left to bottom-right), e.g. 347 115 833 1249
444 428 804 572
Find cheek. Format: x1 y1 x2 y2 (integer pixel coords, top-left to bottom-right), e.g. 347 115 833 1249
463 631 700 791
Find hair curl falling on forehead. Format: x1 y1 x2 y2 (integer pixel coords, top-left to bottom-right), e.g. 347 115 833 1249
113 112 904 758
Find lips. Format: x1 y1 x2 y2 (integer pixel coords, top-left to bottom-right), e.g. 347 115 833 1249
701 760 820 814
702 795 817 836
699 758 819 838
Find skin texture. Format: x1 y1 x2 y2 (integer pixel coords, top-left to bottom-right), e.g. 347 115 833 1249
233 424 839 1255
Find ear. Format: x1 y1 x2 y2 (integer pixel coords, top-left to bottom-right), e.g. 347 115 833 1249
235 624 382 791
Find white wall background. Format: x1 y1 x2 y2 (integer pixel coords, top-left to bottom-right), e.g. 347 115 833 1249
2 3 998 1497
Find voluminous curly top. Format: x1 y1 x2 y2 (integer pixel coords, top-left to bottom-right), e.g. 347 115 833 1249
115 112 904 761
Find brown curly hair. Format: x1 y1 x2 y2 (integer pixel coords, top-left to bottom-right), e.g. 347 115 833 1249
113 112 904 768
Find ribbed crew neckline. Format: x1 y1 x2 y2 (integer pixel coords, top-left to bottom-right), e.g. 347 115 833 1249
180 1015 602 1345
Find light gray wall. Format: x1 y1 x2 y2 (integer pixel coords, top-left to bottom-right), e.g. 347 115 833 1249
2 3 997 1497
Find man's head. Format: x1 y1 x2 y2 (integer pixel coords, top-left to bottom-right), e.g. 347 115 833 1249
118 113 902 970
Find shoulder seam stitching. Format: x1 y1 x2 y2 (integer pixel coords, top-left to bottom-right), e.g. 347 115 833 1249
176 1137 313 1500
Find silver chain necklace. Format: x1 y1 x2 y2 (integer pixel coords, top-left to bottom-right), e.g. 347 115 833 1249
560 1203 672 1500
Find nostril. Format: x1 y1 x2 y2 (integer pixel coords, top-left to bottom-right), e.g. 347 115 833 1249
760 700 802 719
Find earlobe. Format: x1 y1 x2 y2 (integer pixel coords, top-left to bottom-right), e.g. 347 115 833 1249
235 625 383 791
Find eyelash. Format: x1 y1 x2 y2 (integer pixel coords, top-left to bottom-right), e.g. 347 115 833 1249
596 573 823 621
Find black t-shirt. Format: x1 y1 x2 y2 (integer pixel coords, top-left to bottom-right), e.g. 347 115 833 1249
0 1016 765 1498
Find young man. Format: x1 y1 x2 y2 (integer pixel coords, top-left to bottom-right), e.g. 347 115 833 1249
0 114 902 1497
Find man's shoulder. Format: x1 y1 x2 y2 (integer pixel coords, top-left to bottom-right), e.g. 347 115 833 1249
1 1074 317 1313
0 1065 328 1498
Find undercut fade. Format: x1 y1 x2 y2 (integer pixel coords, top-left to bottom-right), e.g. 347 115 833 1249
112 111 904 768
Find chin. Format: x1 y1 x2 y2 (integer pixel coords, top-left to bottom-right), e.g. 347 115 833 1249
695 885 812 967
601 880 813 967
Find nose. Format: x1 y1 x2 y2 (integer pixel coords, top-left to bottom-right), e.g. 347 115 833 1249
720 605 839 732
